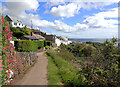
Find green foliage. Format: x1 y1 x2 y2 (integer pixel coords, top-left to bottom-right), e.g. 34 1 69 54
10 27 33 38
22 28 31 35
60 43 67 49
37 41 44 49
65 42 96 57
46 50 87 86
13 32 24 38
58 49 74 61
45 46 50 49
79 45 95 57
57 38 120 86
44 41 51 47
45 53 62 85
86 41 104 48
14 40 44 52
76 60 82 63
12 36 17 40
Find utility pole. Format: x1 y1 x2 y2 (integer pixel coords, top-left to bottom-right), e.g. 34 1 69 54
31 20 33 29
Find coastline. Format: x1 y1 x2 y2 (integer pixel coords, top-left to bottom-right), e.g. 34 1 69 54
69 38 119 43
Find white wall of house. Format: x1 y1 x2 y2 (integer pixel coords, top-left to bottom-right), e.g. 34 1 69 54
11 22 25 28
55 37 72 46
55 38 61 46
60 37 68 41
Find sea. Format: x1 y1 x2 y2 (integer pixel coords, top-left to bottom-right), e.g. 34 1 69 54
69 38 120 45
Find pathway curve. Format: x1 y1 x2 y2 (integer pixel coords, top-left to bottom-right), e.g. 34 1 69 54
14 51 48 85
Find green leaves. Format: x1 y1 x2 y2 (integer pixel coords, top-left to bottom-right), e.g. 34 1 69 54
14 40 50 52
10 27 33 39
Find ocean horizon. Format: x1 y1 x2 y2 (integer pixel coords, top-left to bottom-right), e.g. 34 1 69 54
69 38 120 43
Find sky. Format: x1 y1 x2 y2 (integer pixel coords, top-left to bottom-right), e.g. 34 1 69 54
0 0 119 38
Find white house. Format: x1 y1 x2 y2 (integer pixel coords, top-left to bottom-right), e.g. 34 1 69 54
55 36 72 46
5 15 25 28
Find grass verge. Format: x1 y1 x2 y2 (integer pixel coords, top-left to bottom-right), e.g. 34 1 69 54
46 49 87 86
45 53 62 85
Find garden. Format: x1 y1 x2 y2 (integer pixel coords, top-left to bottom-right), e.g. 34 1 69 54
0 16 52 85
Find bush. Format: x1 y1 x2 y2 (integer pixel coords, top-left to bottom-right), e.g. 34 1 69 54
79 45 95 57
37 41 44 49
45 46 50 49
58 49 74 61
14 40 44 52
44 41 52 47
10 27 33 38
67 42 96 57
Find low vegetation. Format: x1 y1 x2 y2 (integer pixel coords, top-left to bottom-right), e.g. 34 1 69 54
46 38 120 86
46 50 87 86
45 53 62 85
10 27 35 39
10 26 46 39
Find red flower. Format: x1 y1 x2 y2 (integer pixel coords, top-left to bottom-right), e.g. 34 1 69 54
9 59 13 63
2 47 6 50
2 17 4 22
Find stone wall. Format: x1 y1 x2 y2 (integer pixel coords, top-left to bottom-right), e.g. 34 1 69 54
12 51 37 76
18 52 37 66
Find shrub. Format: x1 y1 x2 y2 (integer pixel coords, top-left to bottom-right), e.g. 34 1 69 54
79 45 95 57
45 46 50 49
58 49 74 61
10 27 33 38
14 40 44 52
37 41 44 49
44 41 51 47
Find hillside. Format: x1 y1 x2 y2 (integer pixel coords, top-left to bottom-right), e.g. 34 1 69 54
10 27 46 40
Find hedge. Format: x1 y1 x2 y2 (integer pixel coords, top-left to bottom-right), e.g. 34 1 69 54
44 41 52 47
14 40 49 52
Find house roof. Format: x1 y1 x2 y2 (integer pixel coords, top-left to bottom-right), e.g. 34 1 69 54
6 15 24 24
34 30 41 32
56 36 68 41
23 35 45 40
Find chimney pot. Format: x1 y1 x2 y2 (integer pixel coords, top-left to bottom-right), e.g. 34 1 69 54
31 32 34 36
39 32 41 36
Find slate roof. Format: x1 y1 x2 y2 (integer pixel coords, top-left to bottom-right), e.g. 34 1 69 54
6 15 24 24
23 35 45 40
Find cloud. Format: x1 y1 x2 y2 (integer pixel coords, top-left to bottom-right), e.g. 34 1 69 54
95 8 118 18
45 0 65 7
74 23 89 29
3 0 39 18
71 27 118 38
46 0 118 7
50 3 81 18
83 8 118 28
49 1 118 18
37 20 88 33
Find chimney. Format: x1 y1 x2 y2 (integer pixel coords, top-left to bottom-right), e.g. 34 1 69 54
39 32 41 36
31 32 34 36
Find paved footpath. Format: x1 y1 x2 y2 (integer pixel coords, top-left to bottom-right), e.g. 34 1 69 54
14 52 48 85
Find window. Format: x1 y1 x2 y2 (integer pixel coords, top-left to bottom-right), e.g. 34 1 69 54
14 22 17 25
22 24 23 26
19 23 20 25
9 22 11 24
